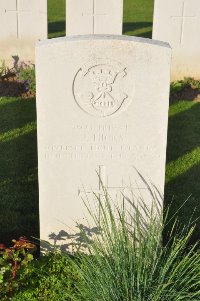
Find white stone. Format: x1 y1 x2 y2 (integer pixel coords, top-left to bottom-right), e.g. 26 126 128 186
0 0 47 64
36 35 171 242
153 0 200 80
66 0 123 35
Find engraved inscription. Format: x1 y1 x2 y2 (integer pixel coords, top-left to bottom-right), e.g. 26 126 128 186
73 60 133 117
44 123 161 161
45 144 133 160
44 143 158 161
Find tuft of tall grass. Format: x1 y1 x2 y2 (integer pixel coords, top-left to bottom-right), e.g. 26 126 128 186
69 184 200 301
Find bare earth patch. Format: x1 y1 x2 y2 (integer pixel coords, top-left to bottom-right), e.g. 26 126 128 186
0 73 35 99
170 86 200 102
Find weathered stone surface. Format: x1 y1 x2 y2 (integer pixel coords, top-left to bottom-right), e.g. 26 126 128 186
36 35 171 242
0 0 47 63
153 0 200 80
66 0 123 35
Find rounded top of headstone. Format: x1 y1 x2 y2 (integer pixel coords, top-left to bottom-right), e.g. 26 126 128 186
37 34 171 49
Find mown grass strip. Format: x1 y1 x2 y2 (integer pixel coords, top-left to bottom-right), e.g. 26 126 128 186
0 122 36 143
166 147 200 184
169 101 196 117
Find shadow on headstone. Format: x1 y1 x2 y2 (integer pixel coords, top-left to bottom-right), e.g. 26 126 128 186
40 224 101 253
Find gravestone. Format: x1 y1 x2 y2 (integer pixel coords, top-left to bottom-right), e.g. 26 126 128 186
153 0 200 80
66 0 123 35
36 35 171 242
0 0 47 64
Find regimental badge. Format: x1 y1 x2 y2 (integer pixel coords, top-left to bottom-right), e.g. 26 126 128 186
73 60 134 117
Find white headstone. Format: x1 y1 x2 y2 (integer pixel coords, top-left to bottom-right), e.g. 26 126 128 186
36 35 171 242
153 0 200 80
66 0 123 35
0 0 47 64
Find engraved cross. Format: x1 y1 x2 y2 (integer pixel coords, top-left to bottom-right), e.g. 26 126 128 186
82 0 107 34
5 0 30 39
171 2 196 44
78 165 126 199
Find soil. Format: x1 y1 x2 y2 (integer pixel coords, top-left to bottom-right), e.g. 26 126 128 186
170 86 200 102
0 73 35 99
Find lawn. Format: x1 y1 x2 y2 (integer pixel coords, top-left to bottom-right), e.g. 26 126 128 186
165 101 200 242
0 0 200 245
48 0 66 38
0 97 38 245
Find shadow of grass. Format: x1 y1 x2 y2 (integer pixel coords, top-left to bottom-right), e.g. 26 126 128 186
166 102 200 163
165 102 200 244
165 164 200 244
0 98 36 135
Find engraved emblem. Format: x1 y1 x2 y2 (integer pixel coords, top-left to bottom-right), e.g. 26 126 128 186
73 60 133 117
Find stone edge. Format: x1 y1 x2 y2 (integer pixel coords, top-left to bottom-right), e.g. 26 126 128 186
36 34 171 49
